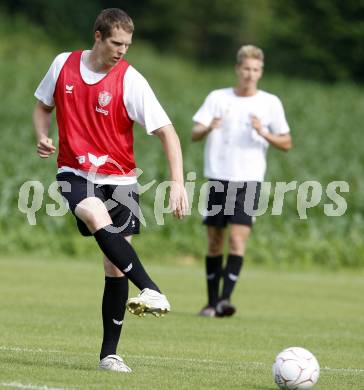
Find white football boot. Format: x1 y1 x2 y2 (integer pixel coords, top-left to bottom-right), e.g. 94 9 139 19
99 354 132 372
127 288 171 317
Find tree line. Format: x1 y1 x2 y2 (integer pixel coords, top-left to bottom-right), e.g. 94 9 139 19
4 0 364 82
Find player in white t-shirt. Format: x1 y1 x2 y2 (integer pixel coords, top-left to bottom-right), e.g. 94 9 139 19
33 9 188 372
192 45 292 318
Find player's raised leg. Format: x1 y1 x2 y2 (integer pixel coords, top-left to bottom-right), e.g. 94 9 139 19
75 197 170 317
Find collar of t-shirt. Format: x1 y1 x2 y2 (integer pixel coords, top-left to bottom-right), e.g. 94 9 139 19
80 50 106 84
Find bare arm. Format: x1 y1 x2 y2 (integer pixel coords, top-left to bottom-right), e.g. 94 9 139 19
260 132 292 151
154 124 188 218
191 123 212 142
191 118 222 142
33 100 56 158
251 115 292 151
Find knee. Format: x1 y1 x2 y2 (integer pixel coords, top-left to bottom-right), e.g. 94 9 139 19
208 234 224 256
104 257 124 277
75 198 112 233
229 234 245 255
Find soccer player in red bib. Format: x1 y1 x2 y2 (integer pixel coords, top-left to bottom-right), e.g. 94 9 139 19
33 8 188 372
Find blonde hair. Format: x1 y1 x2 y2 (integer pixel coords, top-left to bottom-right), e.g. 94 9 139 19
236 45 264 65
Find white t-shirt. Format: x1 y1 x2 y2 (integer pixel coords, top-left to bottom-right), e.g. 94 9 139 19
193 88 290 182
35 51 171 184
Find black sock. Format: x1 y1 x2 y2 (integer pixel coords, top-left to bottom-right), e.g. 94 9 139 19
94 226 160 292
205 255 223 307
221 254 244 300
100 276 128 360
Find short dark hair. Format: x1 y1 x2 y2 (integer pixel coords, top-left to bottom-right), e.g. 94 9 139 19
93 8 134 40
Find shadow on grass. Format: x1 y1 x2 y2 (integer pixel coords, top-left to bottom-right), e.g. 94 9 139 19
171 310 242 321
4 354 95 372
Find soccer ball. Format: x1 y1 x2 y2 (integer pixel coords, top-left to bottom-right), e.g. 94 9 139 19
272 347 320 389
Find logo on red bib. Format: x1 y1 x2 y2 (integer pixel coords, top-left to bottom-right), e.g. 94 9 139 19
96 91 112 115
98 91 112 107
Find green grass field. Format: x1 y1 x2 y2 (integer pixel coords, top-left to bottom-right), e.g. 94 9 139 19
1 256 363 389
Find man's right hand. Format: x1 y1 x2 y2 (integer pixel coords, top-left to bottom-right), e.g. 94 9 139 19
209 117 222 130
192 117 222 142
37 137 56 158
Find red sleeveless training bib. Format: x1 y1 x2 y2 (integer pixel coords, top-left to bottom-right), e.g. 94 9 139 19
54 51 136 176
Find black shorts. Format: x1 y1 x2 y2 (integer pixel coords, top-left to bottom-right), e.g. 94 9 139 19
56 172 140 237
203 180 261 228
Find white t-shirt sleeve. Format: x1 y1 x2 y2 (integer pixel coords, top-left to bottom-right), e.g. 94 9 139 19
34 52 71 107
269 96 290 135
192 91 219 127
123 66 171 134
